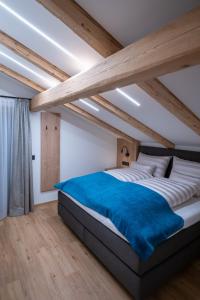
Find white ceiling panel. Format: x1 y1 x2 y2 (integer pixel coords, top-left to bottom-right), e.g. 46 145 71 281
74 99 154 143
0 0 200 148
159 66 200 118
76 0 200 46
0 72 37 98
0 44 60 89
0 0 103 76
101 84 200 146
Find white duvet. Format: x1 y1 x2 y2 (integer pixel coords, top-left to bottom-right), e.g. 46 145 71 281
137 177 199 208
106 167 153 182
106 168 199 209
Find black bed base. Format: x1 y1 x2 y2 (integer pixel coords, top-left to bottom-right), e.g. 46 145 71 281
58 193 200 300
58 146 200 299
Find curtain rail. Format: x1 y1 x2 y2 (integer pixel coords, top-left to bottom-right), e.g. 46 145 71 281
0 95 31 100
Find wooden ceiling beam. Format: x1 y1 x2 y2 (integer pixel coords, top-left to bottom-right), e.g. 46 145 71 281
64 103 137 143
0 63 136 143
0 64 45 92
36 0 123 57
2 12 197 144
1 32 173 147
138 79 200 136
1 6 195 144
90 95 174 148
31 6 200 111
37 2 200 136
0 31 70 81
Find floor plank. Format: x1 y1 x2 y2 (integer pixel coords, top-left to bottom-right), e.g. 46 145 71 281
0 202 199 300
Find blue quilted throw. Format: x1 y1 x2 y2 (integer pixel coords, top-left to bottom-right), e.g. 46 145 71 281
55 172 184 260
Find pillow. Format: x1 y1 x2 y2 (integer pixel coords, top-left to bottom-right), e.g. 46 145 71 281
170 157 200 196
137 152 171 177
170 171 200 186
130 161 155 175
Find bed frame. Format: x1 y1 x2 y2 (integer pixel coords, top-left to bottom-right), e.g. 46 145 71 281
58 146 200 300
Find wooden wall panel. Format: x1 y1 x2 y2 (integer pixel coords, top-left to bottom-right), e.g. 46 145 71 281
41 112 60 191
117 139 139 168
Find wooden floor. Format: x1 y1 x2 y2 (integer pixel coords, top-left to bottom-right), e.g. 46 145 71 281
0 202 200 300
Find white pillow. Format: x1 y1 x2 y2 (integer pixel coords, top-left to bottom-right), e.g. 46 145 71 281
137 153 171 177
130 161 155 175
170 157 200 196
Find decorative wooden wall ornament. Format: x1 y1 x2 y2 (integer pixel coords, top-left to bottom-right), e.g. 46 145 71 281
41 112 60 192
117 138 139 168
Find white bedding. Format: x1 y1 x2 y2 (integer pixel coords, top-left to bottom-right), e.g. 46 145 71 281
106 167 153 182
60 167 200 243
61 191 200 242
106 169 199 208
136 177 199 208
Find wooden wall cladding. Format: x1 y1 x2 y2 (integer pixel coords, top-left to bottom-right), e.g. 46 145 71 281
41 112 60 192
117 138 139 168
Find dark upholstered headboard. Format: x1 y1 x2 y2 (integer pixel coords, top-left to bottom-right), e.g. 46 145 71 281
139 146 200 177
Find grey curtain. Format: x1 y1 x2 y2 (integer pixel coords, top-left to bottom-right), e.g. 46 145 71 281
0 98 33 218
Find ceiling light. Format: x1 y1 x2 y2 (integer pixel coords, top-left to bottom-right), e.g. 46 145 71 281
0 1 88 70
0 51 57 87
79 99 99 112
116 88 140 106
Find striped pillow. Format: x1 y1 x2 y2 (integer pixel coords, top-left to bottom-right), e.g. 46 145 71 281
170 157 200 196
137 153 171 177
130 161 155 175
137 177 198 208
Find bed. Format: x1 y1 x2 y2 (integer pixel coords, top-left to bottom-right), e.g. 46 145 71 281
58 146 200 300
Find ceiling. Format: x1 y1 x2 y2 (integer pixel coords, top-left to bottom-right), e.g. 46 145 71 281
76 0 200 47
0 0 200 147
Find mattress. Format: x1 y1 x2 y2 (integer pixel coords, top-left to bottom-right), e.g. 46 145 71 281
58 191 200 275
61 191 200 242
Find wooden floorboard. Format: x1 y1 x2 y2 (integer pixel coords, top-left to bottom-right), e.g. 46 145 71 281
0 202 199 300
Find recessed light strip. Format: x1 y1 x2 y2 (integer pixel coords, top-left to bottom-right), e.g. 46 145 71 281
79 99 99 112
116 88 140 106
0 2 140 107
0 1 139 110
0 1 85 69
0 51 100 112
0 51 99 112
0 50 57 87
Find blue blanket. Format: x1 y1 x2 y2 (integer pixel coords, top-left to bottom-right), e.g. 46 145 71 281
55 172 184 260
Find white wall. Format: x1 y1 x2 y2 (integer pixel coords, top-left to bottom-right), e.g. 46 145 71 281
1 73 200 206
0 74 117 205
31 112 59 204
0 74 36 98
31 109 116 204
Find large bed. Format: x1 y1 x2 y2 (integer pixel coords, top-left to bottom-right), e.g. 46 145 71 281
58 146 200 300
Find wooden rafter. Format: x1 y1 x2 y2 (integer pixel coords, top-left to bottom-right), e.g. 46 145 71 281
0 64 136 143
64 103 137 143
0 31 69 81
1 32 173 147
36 1 200 137
90 95 174 148
0 64 45 92
138 79 200 136
36 0 123 57
31 6 200 111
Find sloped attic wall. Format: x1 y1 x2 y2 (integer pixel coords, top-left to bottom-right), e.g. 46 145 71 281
0 74 116 204
1 0 199 148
